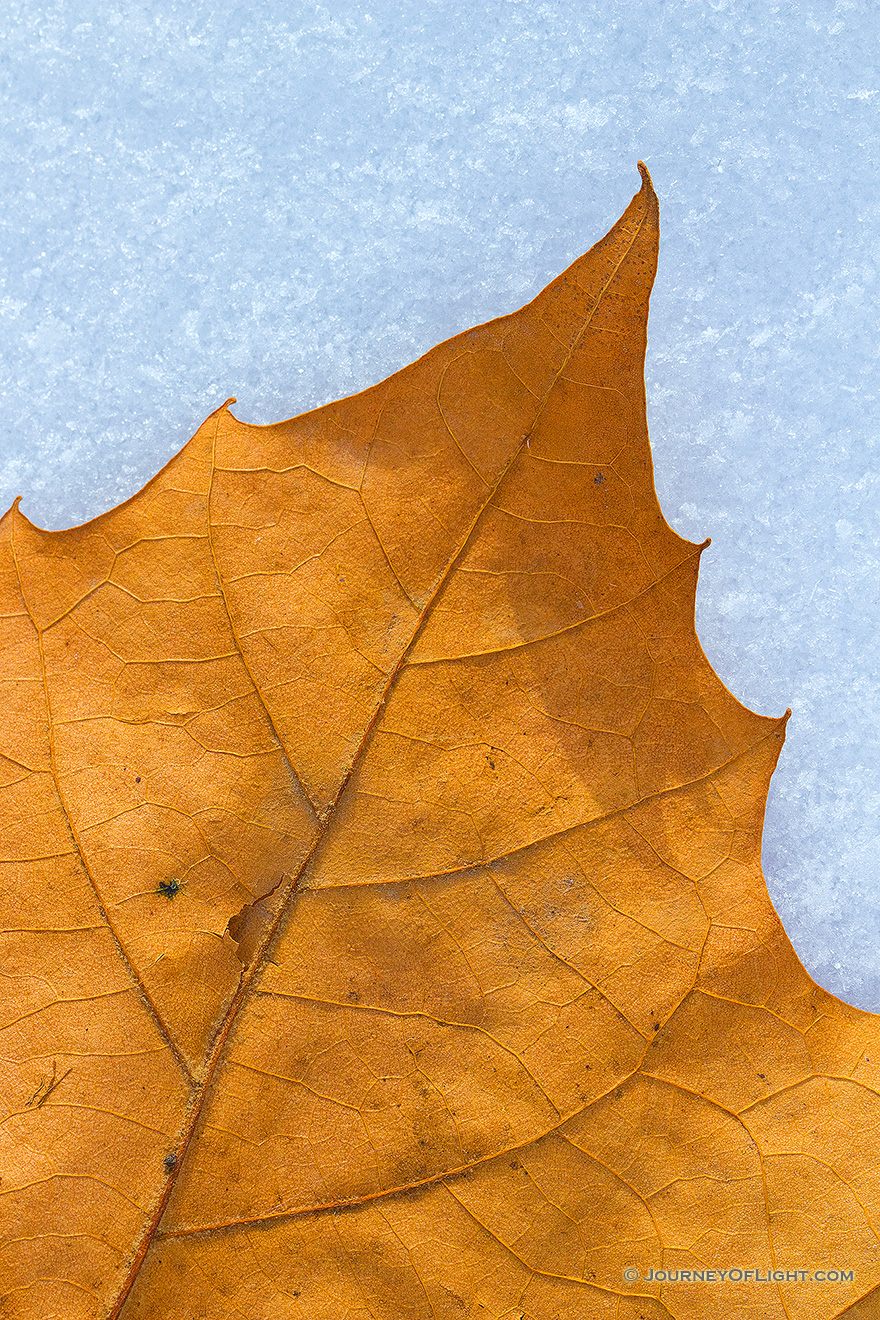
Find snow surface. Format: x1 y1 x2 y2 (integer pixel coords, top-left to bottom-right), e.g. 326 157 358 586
1 1 877 1006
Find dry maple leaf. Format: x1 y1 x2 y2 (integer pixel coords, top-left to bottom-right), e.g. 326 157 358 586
1 164 878 1320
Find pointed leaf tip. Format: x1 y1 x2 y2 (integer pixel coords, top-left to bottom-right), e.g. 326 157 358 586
637 159 655 192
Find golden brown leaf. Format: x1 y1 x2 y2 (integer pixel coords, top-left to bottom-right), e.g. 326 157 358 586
2 165 877 1320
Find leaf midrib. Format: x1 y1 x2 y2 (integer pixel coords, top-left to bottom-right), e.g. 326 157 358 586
104 180 653 1318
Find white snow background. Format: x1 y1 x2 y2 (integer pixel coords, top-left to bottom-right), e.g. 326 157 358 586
1 2 877 1006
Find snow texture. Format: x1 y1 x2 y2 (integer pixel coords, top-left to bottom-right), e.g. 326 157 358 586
1 2 878 1007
